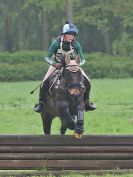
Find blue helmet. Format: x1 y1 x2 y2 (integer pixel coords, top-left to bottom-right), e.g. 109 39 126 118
62 23 79 35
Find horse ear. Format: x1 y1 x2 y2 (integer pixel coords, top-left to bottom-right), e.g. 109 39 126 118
76 54 80 64
65 54 70 65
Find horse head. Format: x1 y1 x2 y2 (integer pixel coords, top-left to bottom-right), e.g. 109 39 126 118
62 54 82 96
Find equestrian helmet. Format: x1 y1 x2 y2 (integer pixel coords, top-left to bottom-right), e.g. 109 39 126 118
62 23 79 36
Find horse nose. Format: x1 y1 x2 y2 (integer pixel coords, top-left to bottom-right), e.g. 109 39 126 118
69 88 80 95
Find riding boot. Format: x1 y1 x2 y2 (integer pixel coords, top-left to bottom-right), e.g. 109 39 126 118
84 78 96 111
34 80 49 113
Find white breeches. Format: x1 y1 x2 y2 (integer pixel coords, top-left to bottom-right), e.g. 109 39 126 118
42 66 90 82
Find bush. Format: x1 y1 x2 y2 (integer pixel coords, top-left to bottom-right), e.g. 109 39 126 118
83 52 133 79
0 51 133 81
0 51 48 81
112 33 133 57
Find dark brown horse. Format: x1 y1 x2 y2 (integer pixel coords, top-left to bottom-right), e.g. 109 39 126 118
41 54 86 138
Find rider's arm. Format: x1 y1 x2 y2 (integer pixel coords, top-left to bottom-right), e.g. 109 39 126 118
44 39 59 65
74 41 85 66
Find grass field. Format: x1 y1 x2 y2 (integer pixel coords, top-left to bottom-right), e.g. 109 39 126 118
1 173 133 177
0 79 133 176
0 78 133 135
0 173 132 177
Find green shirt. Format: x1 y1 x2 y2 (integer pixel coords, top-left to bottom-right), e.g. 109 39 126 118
44 38 85 66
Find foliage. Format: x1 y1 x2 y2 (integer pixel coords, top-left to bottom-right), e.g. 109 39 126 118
0 51 48 81
0 51 133 81
113 33 133 57
84 52 133 79
0 0 132 56
74 0 133 54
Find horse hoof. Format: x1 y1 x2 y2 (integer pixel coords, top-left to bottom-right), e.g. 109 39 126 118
74 132 83 138
67 121 75 130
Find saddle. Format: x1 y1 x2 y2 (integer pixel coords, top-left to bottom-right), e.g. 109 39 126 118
48 68 63 95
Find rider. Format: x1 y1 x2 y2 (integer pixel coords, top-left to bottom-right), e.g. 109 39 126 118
34 21 96 113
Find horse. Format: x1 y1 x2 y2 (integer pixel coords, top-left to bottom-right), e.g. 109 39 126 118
40 54 86 138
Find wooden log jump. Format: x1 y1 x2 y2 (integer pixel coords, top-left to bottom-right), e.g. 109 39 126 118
0 135 133 171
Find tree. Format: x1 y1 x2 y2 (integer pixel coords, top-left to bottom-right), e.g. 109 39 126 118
74 0 133 54
0 0 132 54
66 0 73 22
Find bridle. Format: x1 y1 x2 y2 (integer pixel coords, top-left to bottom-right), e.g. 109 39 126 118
64 62 82 95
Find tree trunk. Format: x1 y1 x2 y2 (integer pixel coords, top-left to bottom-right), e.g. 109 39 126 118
4 15 12 52
18 13 26 50
41 7 49 50
66 0 73 23
103 31 112 54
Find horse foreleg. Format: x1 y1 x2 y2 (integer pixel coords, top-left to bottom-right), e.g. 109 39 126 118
75 105 84 135
60 120 67 135
59 102 75 130
41 112 53 135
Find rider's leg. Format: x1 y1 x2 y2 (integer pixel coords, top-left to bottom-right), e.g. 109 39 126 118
34 79 49 113
80 68 96 111
34 65 57 113
84 77 96 111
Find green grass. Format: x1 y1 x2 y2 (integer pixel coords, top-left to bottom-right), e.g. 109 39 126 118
29 175 133 177
6 173 133 177
3 174 133 177
45 175 133 177
0 78 133 135
0 79 133 176
53 175 133 177
2 172 133 177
